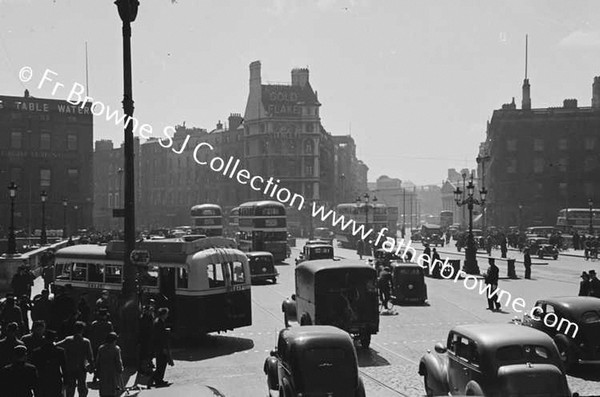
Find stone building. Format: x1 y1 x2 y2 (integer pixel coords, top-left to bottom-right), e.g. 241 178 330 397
484 76 600 228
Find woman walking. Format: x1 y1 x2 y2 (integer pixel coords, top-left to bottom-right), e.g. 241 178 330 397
95 332 123 397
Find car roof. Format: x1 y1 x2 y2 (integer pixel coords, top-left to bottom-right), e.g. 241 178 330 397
536 296 600 316
246 251 273 257
452 324 554 349
296 258 374 274
306 244 333 249
280 325 353 348
390 262 422 269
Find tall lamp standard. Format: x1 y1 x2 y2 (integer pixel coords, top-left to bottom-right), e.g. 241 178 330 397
40 190 48 245
518 204 523 232
62 198 68 239
454 178 487 275
588 198 594 235
115 0 140 365
7 182 18 255
356 193 377 249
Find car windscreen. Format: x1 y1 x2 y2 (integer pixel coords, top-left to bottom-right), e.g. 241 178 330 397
396 267 421 275
250 256 273 266
298 347 356 393
496 345 553 363
581 311 600 324
312 248 332 255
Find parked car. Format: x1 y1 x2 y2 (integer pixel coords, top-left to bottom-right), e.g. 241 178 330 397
520 296 600 370
526 237 549 253
421 224 444 247
282 259 379 348
246 252 278 284
295 243 334 265
537 243 559 260
263 325 366 397
390 262 427 304
313 227 334 245
419 323 573 397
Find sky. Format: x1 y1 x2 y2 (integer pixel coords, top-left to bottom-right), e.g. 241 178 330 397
2 0 600 186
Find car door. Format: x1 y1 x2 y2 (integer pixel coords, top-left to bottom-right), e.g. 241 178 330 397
447 333 473 394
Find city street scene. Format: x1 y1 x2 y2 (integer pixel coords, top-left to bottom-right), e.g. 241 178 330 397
1 1 600 396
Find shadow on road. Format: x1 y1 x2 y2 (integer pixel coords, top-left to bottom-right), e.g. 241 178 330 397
171 334 254 361
568 365 600 381
356 348 391 368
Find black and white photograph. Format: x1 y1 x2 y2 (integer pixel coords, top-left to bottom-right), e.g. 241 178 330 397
1 1 600 396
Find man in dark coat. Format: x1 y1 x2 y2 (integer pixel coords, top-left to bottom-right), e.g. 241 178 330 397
0 295 23 334
57 321 94 397
579 272 591 297
31 289 53 325
523 247 532 279
32 330 66 397
0 322 24 368
423 244 432 266
11 266 34 299
22 320 47 361
484 259 501 311
0 345 38 397
356 239 365 260
500 236 508 258
573 230 580 251
138 304 155 375
589 270 600 298
151 307 173 387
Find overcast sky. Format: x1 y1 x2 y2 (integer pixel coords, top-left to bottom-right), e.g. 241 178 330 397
2 0 600 185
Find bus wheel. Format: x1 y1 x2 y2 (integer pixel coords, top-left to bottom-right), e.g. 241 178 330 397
360 334 371 349
300 313 312 326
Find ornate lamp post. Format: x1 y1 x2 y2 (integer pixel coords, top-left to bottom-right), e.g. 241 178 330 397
589 198 594 235
454 177 487 275
115 0 140 365
62 198 68 239
7 182 18 255
40 190 48 245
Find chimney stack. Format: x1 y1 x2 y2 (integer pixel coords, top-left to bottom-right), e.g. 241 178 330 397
592 76 600 109
228 113 243 130
216 120 223 130
291 68 309 87
249 61 261 88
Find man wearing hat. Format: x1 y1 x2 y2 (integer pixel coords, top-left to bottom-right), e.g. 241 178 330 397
579 272 590 296
96 332 123 397
0 345 38 396
0 294 24 333
32 329 66 397
589 270 600 298
151 307 173 387
0 322 24 368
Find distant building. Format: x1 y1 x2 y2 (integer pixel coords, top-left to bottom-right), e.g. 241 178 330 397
0 90 93 238
484 76 600 228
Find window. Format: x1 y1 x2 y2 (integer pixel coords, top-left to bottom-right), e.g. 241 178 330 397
558 158 568 172
88 264 104 282
67 134 78 151
229 261 245 284
56 263 72 280
105 265 122 283
207 263 225 288
533 138 544 151
139 265 159 287
68 168 79 183
306 123 314 133
585 137 596 150
304 139 314 154
506 158 516 174
177 267 188 288
559 183 567 197
10 168 22 184
584 156 597 172
558 139 568 150
305 164 314 176
506 139 517 152
72 263 87 281
108 193 113 208
259 123 265 133
10 131 23 149
40 169 51 187
533 158 544 174
40 133 51 150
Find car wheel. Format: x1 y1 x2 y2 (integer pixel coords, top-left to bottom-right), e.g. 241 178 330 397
272 277 277 284
360 334 371 349
423 371 434 397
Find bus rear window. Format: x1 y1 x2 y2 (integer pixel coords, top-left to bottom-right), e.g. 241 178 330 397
56 263 71 280
229 261 246 284
207 263 225 288
105 265 122 284
72 263 87 281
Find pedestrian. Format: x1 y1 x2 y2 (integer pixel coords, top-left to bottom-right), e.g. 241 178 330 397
95 332 123 397
77 295 91 325
138 303 155 375
57 321 94 397
485 235 493 256
42 261 55 291
11 266 34 299
95 290 111 320
500 236 508 258
22 320 47 360
356 239 365 260
0 345 38 397
484 258 501 311
0 322 25 368
31 289 53 326
32 329 66 397
19 294 32 335
523 247 532 279
377 266 393 310
579 272 591 297
423 243 431 265
89 309 113 382
572 230 580 251
52 285 77 337
1 294 24 335
589 270 600 298
151 307 173 388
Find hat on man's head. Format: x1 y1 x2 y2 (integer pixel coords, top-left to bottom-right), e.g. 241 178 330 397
581 271 589 278
13 345 27 359
590 270 597 276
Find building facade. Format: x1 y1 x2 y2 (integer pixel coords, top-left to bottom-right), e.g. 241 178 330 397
485 76 600 228
0 90 93 238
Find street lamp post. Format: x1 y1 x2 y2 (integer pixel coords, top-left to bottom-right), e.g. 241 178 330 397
7 182 18 255
454 177 487 275
518 204 523 232
40 190 48 245
356 193 377 244
589 198 594 235
115 0 140 366
62 198 68 239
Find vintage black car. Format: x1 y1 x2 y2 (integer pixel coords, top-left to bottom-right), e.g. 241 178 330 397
419 323 573 397
295 243 334 265
390 262 427 304
313 227 334 245
537 243 559 260
373 248 405 269
263 326 365 397
282 259 379 348
246 251 278 284
521 296 600 370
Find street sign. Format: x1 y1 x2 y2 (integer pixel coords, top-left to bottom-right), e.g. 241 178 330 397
130 249 150 266
112 208 125 218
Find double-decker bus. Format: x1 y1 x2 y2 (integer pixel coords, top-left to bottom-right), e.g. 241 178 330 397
227 206 240 237
556 208 600 233
440 210 454 230
238 201 288 262
334 202 389 249
52 237 251 337
190 204 223 236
